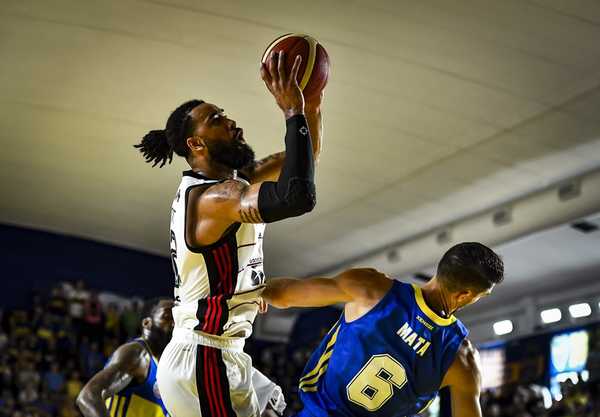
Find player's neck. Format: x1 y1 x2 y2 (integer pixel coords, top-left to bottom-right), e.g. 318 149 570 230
188 159 235 180
420 279 453 318
141 335 162 360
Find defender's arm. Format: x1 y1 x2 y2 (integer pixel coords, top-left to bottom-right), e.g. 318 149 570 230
262 268 392 309
441 340 483 417
76 343 147 417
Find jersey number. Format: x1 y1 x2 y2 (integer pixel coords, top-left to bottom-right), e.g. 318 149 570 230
346 354 407 412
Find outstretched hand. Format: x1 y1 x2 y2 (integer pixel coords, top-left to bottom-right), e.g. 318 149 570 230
261 51 305 119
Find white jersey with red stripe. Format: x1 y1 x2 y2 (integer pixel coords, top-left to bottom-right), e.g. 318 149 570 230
169 170 266 340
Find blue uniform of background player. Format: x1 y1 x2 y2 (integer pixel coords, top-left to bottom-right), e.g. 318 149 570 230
263 242 504 417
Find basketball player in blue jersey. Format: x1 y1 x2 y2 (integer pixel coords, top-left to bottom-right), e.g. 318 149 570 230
76 298 174 417
134 51 323 417
262 242 504 417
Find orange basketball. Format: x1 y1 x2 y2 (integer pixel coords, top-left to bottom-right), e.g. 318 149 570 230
261 34 330 99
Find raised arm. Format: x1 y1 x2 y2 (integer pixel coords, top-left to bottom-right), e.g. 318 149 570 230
248 95 323 183
262 268 392 309
191 112 316 245
76 343 147 417
441 340 483 417
190 52 317 246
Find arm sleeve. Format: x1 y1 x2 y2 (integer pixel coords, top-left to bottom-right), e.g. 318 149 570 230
258 114 316 223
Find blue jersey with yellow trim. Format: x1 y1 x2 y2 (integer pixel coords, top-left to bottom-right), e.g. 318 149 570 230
105 339 169 417
297 281 468 417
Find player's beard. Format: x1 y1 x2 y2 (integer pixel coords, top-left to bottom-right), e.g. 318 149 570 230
148 324 173 353
205 138 255 170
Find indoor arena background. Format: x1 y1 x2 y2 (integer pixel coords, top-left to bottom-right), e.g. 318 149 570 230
1 1 600 417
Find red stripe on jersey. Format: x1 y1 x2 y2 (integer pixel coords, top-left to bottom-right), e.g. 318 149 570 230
213 247 226 293
212 347 229 417
203 346 219 417
213 295 224 335
204 297 213 333
223 244 233 294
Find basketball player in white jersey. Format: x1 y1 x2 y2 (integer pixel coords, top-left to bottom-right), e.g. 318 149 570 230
134 51 323 417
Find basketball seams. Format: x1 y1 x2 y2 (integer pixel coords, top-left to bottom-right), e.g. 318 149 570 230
299 35 317 91
261 33 328 99
261 33 299 62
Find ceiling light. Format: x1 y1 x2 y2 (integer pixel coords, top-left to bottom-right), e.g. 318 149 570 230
569 303 591 318
493 320 513 336
540 308 562 324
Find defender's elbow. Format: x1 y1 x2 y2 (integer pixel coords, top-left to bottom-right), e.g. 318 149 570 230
263 282 294 309
75 391 86 411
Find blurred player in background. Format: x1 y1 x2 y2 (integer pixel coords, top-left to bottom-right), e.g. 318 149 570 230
76 298 174 417
263 242 504 417
134 51 323 417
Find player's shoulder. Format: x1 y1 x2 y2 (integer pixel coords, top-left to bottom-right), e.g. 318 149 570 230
443 339 482 392
337 268 394 302
108 340 148 370
196 178 249 205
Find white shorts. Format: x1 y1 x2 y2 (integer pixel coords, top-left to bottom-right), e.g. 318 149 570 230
157 328 285 417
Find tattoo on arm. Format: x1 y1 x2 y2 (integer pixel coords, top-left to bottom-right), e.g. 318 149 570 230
252 152 285 171
239 207 263 223
205 180 264 224
209 180 246 202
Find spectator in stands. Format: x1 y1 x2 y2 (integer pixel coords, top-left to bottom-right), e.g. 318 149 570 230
0 330 6 353
0 392 15 417
43 362 64 394
15 362 39 392
82 292 103 344
120 301 141 340
81 343 104 379
66 280 89 335
58 396 80 417
17 382 38 407
35 316 54 352
55 317 76 365
9 311 30 340
33 390 57 417
0 358 12 393
103 303 120 340
47 287 67 318
65 371 82 402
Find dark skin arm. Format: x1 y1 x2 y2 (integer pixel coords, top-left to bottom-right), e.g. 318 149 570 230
246 96 323 183
188 179 264 245
441 339 483 417
188 52 308 246
262 268 394 322
76 342 149 417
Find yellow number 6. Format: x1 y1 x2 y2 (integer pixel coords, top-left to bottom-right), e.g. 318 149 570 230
346 354 407 411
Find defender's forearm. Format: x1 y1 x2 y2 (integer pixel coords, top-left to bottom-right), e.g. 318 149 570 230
76 389 111 417
263 276 349 309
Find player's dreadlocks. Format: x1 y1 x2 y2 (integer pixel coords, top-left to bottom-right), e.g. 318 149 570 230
134 99 204 167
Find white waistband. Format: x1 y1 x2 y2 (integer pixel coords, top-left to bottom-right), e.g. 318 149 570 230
171 328 245 351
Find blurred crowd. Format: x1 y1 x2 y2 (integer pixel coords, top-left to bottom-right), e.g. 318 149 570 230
0 280 143 417
481 379 600 417
1 281 599 417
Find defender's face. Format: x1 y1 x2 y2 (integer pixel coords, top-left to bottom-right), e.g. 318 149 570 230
152 299 175 334
453 285 495 311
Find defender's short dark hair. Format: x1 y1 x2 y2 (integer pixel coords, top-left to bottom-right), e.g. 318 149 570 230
436 242 504 292
141 297 170 320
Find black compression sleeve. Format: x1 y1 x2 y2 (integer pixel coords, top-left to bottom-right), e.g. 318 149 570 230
258 114 316 223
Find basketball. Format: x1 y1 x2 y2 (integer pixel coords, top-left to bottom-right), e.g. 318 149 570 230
261 33 330 99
